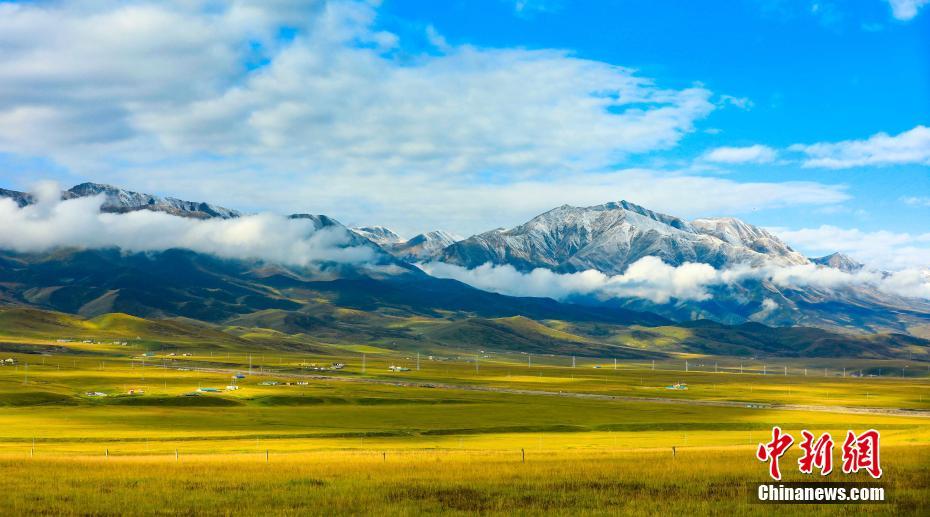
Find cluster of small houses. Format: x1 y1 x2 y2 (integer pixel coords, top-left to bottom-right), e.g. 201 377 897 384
57 339 129 345
299 362 345 372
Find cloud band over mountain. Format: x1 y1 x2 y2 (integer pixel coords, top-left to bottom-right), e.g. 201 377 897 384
0 182 376 267
421 258 930 303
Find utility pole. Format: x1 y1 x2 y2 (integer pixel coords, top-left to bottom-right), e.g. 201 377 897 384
416 352 420 371
528 355 531 368
685 360 688 373
652 360 655 371
475 352 479 374
740 363 743 374
362 353 366 374
572 356 576 368
248 354 252 376
614 358 617 370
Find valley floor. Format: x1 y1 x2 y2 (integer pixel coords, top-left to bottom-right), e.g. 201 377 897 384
1 324 929 515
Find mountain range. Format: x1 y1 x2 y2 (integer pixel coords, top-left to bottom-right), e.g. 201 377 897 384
431 200 930 335
2 182 930 358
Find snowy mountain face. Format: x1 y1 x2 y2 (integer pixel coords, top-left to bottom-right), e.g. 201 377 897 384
691 217 807 262
350 227 460 261
435 201 930 335
390 230 460 262
441 201 808 275
811 252 864 273
1 183 240 219
66 183 241 219
351 226 402 246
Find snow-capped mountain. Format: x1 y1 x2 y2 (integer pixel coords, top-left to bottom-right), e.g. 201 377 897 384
351 227 460 261
691 217 805 261
391 231 461 262
811 252 864 273
351 226 402 246
5 182 929 336
1 183 240 219
66 183 241 219
441 201 807 275
436 201 930 335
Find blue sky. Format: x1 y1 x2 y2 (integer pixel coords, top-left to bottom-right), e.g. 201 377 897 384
378 0 930 232
0 0 928 267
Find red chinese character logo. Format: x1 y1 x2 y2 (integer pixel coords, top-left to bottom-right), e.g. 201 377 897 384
798 430 834 475
756 426 794 480
841 429 882 478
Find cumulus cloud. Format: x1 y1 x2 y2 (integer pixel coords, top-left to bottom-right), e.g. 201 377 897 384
421 258 930 304
702 145 777 164
109 167 848 238
790 125 930 169
0 0 857 236
774 225 930 270
0 184 377 268
421 257 721 304
0 0 713 178
886 0 929 20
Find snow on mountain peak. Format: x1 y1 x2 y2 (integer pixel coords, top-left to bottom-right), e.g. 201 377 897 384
351 226 403 246
2 182 241 219
441 201 808 274
811 252 864 273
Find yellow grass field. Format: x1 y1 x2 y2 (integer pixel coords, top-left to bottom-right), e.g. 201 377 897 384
1 328 929 514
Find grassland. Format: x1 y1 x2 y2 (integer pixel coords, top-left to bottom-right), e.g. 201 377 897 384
1 309 929 514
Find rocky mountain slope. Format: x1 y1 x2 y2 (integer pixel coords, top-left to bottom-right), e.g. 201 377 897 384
811 252 864 273
437 201 930 336
441 201 808 274
351 227 460 262
2 182 240 219
4 182 930 338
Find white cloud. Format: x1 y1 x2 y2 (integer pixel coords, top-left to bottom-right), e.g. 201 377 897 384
0 0 713 179
0 0 857 237
886 0 929 20
750 298 779 321
790 125 930 169
719 95 754 110
0 184 378 269
422 257 930 304
421 257 721 304
105 167 847 237
702 145 777 164
902 196 930 207
511 1 561 15
773 225 930 270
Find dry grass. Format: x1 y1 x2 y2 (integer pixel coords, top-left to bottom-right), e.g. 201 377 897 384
0 445 926 515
